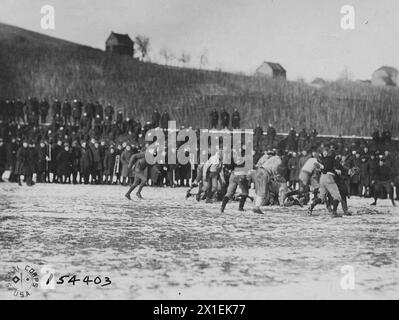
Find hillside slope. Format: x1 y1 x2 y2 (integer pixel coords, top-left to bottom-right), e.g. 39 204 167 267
0 22 398 135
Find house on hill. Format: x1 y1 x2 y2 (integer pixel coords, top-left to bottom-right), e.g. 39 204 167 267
105 32 134 57
371 66 398 86
255 61 286 80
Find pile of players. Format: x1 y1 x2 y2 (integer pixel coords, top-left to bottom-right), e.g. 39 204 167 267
187 147 396 217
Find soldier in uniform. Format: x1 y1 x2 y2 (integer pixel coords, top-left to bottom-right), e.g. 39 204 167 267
104 103 114 122
72 99 82 126
79 141 93 184
56 143 73 183
15 98 25 123
36 141 48 183
7 137 19 182
370 158 396 207
266 123 277 149
51 140 64 183
91 141 103 184
231 109 240 129
95 101 103 120
103 145 117 184
120 144 133 185
152 109 161 128
61 99 71 125
16 140 34 186
160 111 170 130
254 124 263 150
52 99 61 121
0 138 6 182
220 109 230 129
71 140 82 184
210 109 219 129
39 98 50 124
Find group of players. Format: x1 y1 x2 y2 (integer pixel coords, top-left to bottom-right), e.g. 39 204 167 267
155 147 396 217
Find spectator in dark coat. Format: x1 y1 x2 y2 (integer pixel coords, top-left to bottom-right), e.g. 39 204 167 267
160 111 170 130
84 100 95 122
152 109 161 128
104 104 114 122
370 159 395 206
254 124 263 150
51 140 64 183
103 146 116 184
120 144 133 185
7 137 19 182
231 109 240 129
91 142 103 184
36 141 48 183
210 109 219 129
15 98 25 123
15 141 34 186
71 141 81 184
266 123 276 149
393 154 399 200
79 141 93 184
52 99 61 119
359 156 370 197
39 98 50 124
0 138 6 182
288 152 299 189
220 109 230 129
371 129 380 147
61 99 71 125
56 144 73 183
286 128 297 151
298 129 309 151
95 101 103 120
72 99 82 126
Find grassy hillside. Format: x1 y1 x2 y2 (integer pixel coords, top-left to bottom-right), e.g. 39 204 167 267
1 22 399 136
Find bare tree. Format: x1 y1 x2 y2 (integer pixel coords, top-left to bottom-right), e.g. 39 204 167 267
338 66 354 82
135 35 150 61
160 48 172 65
178 51 191 67
199 49 209 69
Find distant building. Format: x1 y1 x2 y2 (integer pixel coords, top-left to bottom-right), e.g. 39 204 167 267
371 66 398 86
105 32 134 57
255 61 286 80
310 77 327 88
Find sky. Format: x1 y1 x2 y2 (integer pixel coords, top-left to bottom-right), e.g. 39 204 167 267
0 0 398 81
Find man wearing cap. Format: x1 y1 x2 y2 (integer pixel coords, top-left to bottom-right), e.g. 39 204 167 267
36 141 48 183
103 145 117 184
370 158 395 207
79 141 93 184
104 103 114 122
61 99 71 125
16 140 34 186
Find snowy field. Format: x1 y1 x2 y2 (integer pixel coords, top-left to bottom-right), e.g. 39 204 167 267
0 176 398 300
